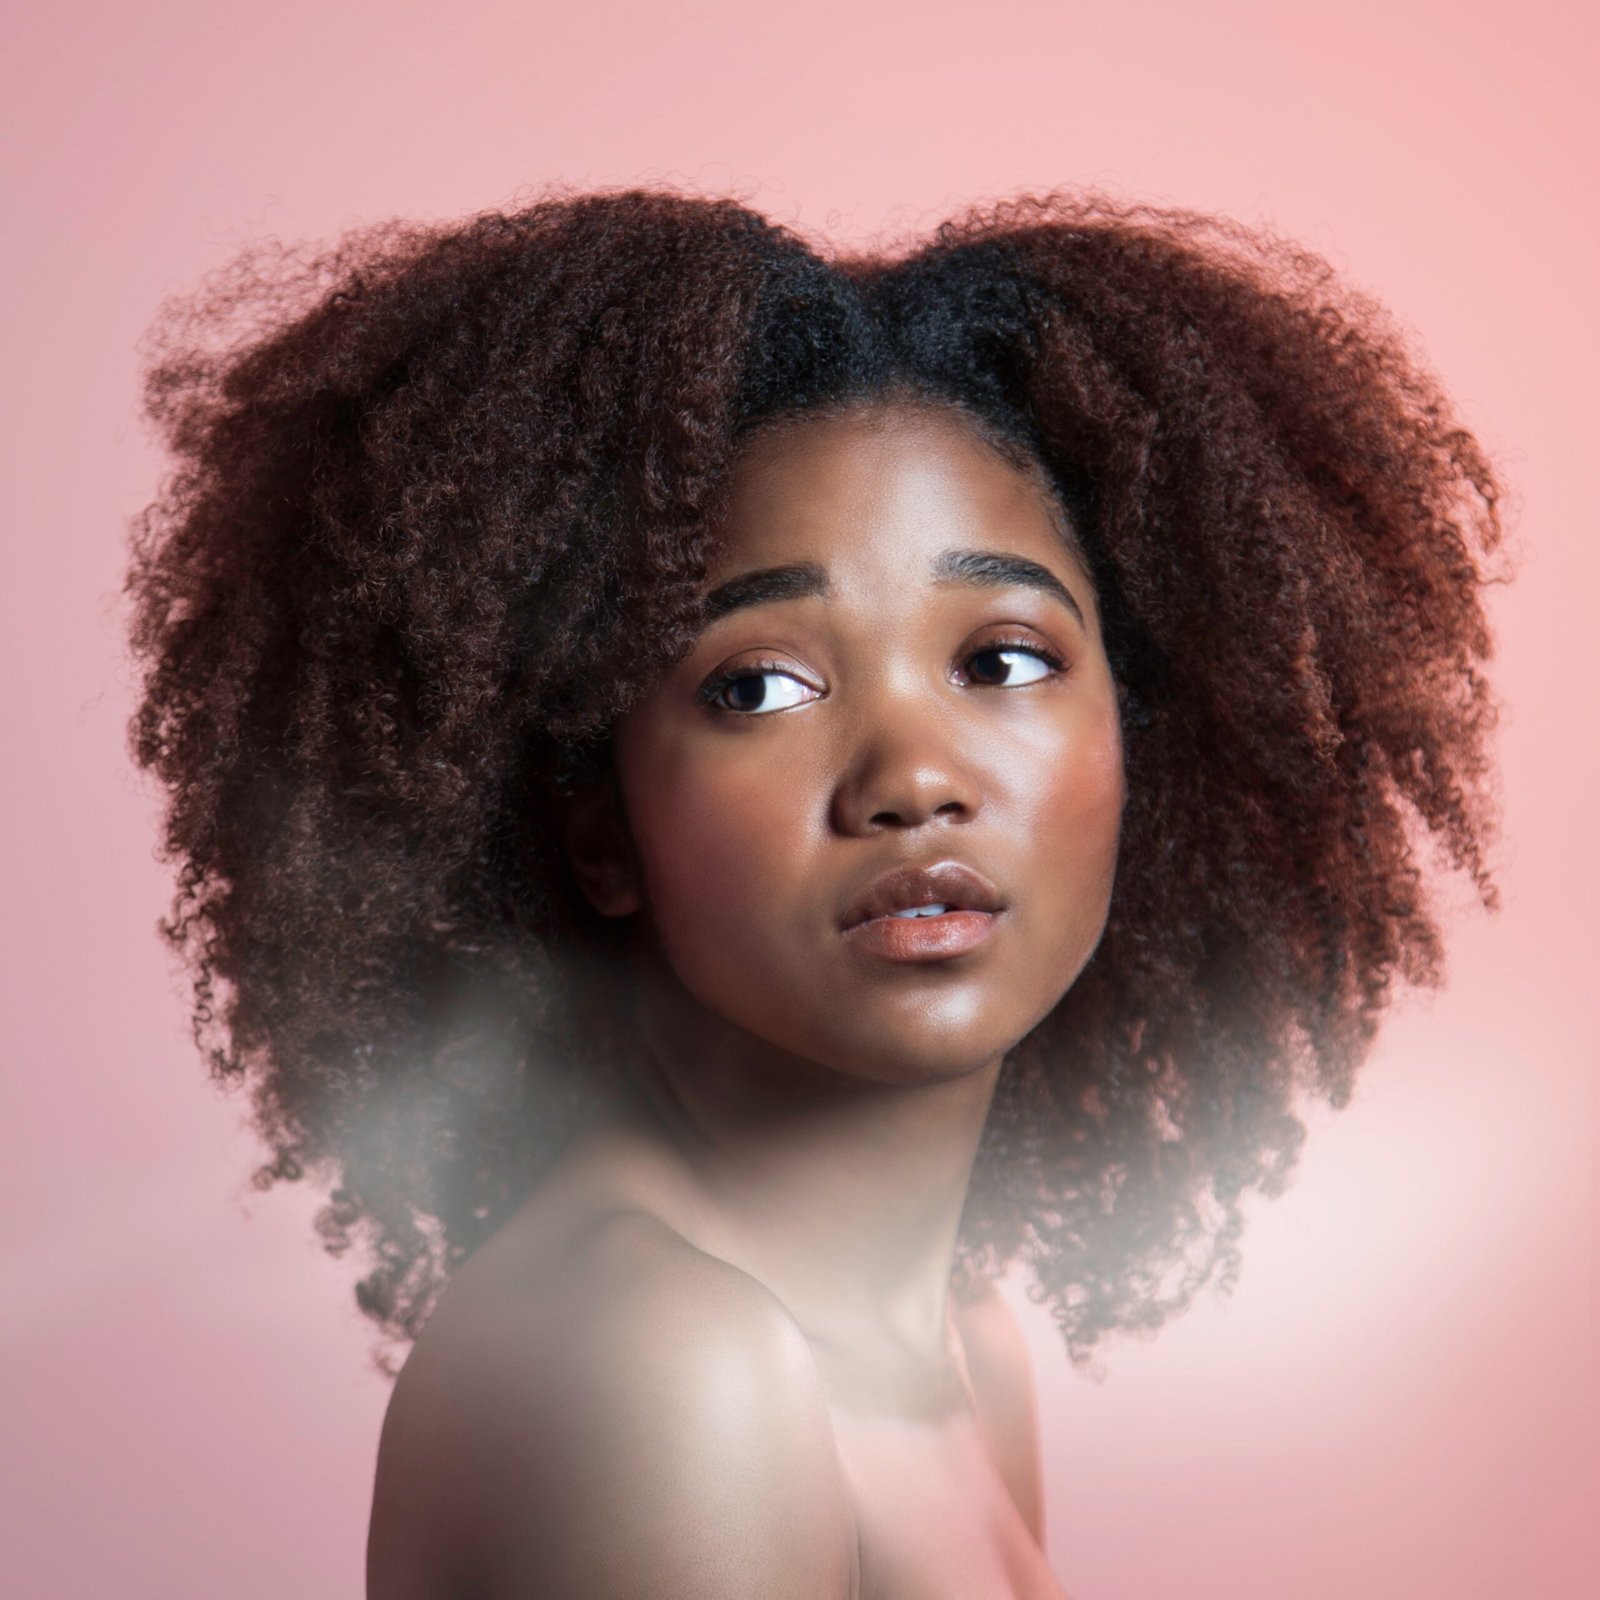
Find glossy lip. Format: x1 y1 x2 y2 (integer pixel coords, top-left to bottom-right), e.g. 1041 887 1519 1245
839 860 1005 931
842 907 1001 964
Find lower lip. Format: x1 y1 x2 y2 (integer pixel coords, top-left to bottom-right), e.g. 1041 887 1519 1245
842 909 1001 963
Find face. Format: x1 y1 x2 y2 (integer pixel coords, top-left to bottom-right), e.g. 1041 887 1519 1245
571 403 1125 1089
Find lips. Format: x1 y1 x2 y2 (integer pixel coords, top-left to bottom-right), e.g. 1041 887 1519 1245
840 860 1005 931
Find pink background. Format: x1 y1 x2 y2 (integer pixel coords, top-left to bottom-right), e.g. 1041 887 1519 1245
3 2 1595 1595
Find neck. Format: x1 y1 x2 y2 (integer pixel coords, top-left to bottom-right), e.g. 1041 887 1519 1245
610 946 1002 1369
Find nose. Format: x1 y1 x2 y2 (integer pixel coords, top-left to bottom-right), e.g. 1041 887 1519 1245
829 699 983 835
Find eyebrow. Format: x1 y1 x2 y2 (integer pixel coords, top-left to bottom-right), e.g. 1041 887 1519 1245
700 548 1086 628
701 562 830 624
938 549 1086 626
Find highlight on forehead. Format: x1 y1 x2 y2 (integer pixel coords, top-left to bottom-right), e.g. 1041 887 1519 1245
729 391 1090 570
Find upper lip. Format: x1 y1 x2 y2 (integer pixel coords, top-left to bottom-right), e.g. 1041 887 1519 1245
840 859 1005 930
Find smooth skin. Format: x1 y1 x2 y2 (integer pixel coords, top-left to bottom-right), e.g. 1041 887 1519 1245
367 403 1126 1600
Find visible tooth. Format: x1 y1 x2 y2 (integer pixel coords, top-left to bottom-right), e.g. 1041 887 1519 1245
889 903 949 919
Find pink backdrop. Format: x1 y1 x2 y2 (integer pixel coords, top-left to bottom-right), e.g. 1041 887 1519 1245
3 2 1595 1595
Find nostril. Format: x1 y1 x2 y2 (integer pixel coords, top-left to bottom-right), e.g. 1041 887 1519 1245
832 752 982 837
867 798 970 828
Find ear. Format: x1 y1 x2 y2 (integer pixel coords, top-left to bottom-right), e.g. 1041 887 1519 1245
560 772 643 919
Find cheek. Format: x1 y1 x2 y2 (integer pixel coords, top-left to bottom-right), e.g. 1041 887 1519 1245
1065 696 1125 830
621 742 808 973
1027 692 1127 912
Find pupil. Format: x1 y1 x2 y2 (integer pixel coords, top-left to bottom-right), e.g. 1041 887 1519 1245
971 650 1009 686
729 676 765 712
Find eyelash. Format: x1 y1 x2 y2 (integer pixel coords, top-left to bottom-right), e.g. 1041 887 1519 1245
696 636 1068 716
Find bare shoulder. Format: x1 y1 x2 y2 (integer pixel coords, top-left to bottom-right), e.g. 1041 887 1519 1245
952 1280 1046 1546
953 1276 1035 1383
368 1209 856 1600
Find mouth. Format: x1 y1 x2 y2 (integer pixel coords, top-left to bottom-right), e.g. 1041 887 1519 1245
839 860 1006 963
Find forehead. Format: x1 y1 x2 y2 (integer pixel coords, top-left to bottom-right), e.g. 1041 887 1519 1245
708 405 1087 583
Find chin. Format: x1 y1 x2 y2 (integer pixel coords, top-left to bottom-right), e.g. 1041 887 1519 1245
640 915 1099 1095
807 938 1103 1088
769 980 1061 1091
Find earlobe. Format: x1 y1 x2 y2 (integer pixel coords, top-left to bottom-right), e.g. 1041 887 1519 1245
560 777 643 919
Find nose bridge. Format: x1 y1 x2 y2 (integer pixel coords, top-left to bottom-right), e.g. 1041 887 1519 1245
829 654 981 832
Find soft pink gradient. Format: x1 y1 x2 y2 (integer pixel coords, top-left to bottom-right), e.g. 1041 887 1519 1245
3 2 1594 1595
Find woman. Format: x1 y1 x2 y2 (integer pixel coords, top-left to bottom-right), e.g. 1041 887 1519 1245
125 189 1502 1598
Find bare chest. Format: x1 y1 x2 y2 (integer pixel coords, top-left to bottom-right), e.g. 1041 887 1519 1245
829 1410 1069 1600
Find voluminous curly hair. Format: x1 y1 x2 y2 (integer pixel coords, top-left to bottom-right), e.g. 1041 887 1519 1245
125 187 1502 1364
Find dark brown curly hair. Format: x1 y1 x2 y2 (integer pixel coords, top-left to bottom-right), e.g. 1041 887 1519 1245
125 187 1503 1365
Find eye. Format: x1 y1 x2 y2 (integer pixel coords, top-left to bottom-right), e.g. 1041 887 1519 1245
960 639 1065 688
698 660 822 716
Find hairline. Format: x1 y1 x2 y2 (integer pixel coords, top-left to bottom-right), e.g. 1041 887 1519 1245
733 386 1092 573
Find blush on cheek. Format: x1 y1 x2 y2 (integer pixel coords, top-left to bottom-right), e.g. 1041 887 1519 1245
1044 712 1127 913
1058 701 1126 815
631 785 763 952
